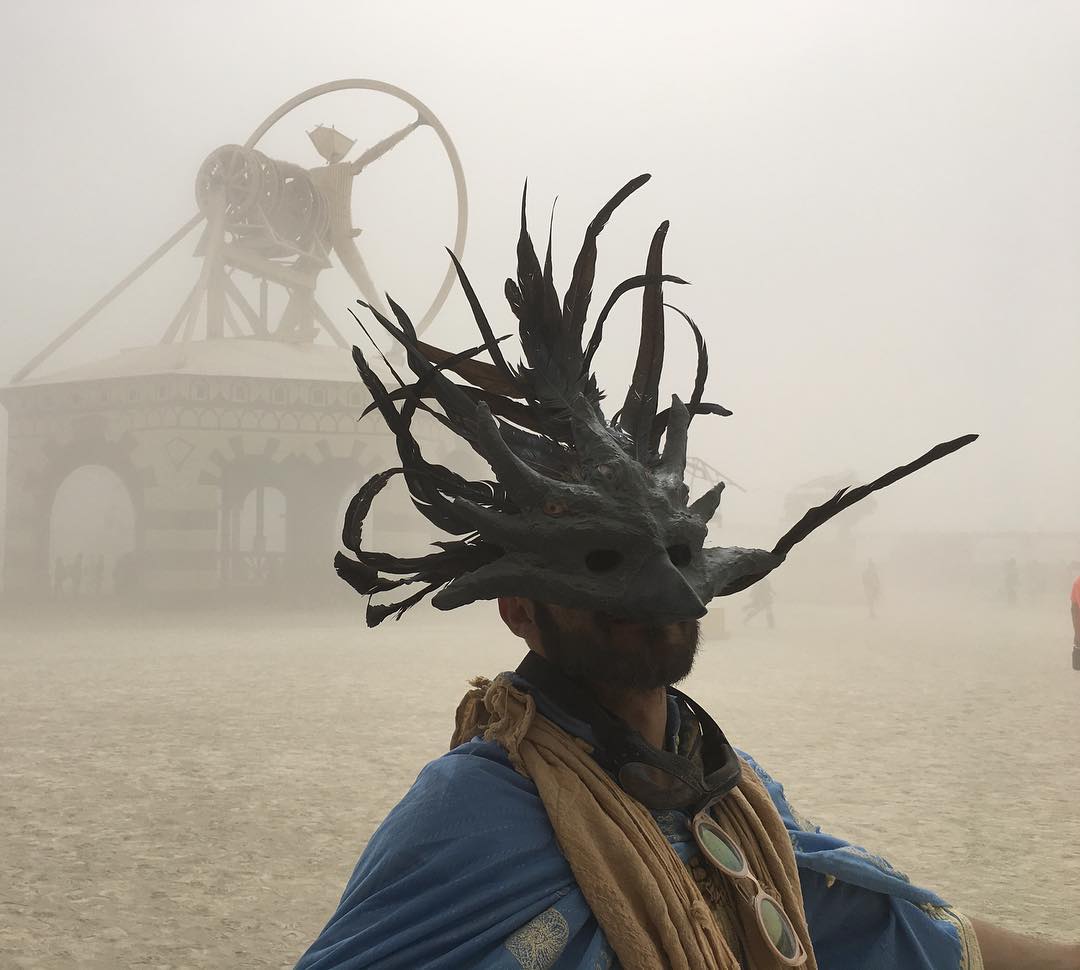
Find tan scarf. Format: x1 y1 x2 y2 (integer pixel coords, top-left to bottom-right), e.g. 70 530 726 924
452 674 818 970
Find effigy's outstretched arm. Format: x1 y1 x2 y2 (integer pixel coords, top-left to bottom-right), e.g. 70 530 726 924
349 115 427 174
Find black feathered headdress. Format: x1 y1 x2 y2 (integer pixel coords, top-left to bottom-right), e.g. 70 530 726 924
335 175 975 626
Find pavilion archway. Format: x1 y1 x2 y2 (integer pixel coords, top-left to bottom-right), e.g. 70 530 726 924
48 463 138 597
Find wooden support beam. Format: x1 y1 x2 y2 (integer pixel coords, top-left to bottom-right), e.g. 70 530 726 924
207 269 226 340
12 213 204 382
222 244 317 290
223 274 269 338
312 300 350 349
222 299 244 339
197 193 228 341
180 299 200 343
160 277 206 344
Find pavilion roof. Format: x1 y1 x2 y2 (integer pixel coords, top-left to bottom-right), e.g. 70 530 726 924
4 339 391 389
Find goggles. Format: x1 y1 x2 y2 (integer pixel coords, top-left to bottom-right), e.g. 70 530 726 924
516 653 805 962
692 801 806 965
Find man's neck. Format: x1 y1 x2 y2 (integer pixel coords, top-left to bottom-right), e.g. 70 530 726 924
588 682 669 750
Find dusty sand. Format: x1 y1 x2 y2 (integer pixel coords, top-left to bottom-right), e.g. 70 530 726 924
1 596 1078 968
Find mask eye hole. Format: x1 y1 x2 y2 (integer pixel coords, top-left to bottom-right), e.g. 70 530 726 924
667 544 692 568
585 549 623 573
542 500 569 517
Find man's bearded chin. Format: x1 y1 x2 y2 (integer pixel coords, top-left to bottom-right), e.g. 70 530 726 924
532 602 701 691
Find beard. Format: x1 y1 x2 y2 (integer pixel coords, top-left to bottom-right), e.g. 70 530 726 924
532 602 701 691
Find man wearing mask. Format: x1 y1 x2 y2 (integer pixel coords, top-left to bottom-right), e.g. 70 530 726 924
295 177 1078 969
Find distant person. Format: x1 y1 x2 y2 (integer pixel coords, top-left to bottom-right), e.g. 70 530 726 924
113 552 135 597
52 556 65 597
1025 560 1044 604
1071 571 1080 670
266 553 282 589
743 577 775 629
88 554 104 596
862 560 881 619
1003 557 1018 607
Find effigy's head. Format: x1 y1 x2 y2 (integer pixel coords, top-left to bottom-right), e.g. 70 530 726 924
336 175 975 627
308 124 356 164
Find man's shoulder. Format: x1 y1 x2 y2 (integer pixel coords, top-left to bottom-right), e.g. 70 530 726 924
409 738 538 809
295 741 575 969
366 739 554 855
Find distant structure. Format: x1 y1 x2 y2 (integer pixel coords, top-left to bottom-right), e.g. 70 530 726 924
0 79 468 601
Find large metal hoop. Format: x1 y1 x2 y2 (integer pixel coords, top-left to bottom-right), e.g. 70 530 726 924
245 79 468 338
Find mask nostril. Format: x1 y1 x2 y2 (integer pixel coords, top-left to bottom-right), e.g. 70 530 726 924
585 549 623 573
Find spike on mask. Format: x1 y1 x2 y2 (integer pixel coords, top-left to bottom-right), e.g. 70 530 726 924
336 176 977 626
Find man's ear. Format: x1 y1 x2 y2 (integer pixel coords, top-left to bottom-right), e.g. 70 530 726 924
497 596 536 640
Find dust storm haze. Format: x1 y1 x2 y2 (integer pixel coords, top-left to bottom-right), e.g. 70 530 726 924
1 1 1078 967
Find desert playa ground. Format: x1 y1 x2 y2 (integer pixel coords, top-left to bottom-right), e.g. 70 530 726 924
2 594 1078 968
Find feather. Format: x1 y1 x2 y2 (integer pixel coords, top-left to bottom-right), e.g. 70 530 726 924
415 337 520 397
504 277 523 319
347 309 454 429
341 468 400 553
348 305 411 393
350 537 499 577
663 303 708 412
514 181 549 369
445 248 516 380
358 337 513 419
355 323 570 448
581 273 688 378
350 343 477 536
772 434 979 558
334 554 416 597
563 174 651 349
620 222 670 458
366 583 441 626
542 196 562 342
358 298 479 433
369 383 568 440
334 534 503 627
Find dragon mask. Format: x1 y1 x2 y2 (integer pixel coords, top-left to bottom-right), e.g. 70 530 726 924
336 174 975 626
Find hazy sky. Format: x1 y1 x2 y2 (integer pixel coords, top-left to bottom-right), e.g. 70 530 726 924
3 0 1079 538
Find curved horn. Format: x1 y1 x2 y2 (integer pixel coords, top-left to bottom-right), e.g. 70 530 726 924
704 546 783 598
470 403 571 507
689 480 725 523
569 399 627 466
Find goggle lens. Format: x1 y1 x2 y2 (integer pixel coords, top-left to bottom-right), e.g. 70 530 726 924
759 895 800 960
694 819 745 873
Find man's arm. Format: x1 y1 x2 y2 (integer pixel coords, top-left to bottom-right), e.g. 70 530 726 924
971 916 1079 970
